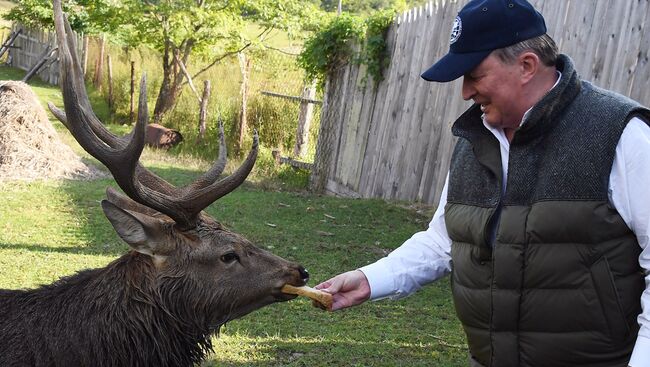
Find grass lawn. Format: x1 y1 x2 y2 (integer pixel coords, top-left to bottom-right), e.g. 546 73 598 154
0 66 467 366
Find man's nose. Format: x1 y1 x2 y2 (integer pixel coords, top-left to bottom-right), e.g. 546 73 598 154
462 77 476 101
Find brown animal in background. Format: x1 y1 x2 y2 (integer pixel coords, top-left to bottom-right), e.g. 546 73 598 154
0 2 309 366
145 123 183 149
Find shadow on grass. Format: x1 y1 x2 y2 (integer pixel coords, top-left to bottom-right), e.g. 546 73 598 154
0 242 116 256
48 165 209 257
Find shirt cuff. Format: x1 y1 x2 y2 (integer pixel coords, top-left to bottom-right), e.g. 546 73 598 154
359 259 397 300
629 334 650 367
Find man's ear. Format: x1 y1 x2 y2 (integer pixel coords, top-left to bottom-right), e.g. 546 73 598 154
519 51 540 84
101 200 174 256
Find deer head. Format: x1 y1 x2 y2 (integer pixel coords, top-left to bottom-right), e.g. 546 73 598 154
48 0 308 326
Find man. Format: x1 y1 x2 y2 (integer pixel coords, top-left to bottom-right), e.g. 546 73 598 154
315 0 650 366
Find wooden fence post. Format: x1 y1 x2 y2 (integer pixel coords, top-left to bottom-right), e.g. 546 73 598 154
93 35 105 89
107 54 114 112
22 45 57 83
310 69 344 193
0 29 21 60
130 61 135 124
237 52 251 153
198 80 211 142
293 80 317 158
82 36 89 76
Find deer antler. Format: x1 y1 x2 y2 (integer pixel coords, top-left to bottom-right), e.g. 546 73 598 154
50 0 258 230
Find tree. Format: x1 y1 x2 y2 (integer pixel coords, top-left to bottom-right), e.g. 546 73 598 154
8 0 320 124
6 0 119 34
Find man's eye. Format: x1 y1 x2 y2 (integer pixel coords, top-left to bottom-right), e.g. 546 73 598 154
220 252 240 263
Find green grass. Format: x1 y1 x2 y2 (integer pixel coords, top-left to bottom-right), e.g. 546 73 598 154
0 180 466 367
0 64 466 366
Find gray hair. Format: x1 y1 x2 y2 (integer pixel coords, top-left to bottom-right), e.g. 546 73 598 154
492 34 558 66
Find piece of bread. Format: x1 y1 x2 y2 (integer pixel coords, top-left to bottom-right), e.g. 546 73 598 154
282 284 333 310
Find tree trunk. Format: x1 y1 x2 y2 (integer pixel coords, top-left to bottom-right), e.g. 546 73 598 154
152 44 187 125
153 76 182 124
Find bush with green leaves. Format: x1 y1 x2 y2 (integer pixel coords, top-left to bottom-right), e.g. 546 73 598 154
298 9 397 87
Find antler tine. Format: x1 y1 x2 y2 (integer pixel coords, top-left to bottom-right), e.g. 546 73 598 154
53 0 138 168
52 2 127 150
177 131 259 216
53 0 259 230
186 118 228 191
47 102 70 129
52 1 174 216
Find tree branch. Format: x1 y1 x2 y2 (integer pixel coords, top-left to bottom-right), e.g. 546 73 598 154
174 52 202 104
264 45 299 56
181 26 274 84
185 42 253 83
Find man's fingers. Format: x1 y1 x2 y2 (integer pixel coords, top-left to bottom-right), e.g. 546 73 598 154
314 280 332 290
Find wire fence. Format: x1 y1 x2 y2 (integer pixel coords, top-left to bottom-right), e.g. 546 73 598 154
2 24 322 162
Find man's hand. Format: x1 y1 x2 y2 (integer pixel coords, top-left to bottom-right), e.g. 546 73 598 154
314 270 371 311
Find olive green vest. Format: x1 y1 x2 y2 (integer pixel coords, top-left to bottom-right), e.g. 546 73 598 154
445 55 648 367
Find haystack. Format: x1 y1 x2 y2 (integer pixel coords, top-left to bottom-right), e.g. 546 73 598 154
0 81 104 181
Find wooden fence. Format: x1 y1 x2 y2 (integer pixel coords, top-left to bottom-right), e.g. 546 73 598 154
6 24 83 85
311 0 650 208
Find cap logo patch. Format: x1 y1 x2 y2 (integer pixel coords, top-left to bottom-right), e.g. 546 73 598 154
450 16 462 44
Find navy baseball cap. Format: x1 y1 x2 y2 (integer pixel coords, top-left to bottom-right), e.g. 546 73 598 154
421 0 547 82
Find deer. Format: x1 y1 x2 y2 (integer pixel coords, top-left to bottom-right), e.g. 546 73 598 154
0 1 309 366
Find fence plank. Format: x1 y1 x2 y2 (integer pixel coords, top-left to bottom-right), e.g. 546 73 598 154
631 0 650 104
312 0 650 207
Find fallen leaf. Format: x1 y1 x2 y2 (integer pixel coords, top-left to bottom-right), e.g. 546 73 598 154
266 223 277 228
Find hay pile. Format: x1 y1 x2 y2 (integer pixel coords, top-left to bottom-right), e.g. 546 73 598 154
0 81 104 181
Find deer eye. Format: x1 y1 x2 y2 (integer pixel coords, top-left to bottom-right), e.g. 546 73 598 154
220 252 239 264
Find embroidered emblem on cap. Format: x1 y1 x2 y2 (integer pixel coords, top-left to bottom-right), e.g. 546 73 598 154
449 16 462 44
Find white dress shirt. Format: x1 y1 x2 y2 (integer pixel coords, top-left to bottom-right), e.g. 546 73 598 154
360 114 650 367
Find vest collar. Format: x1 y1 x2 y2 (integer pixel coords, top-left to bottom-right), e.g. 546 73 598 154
514 54 582 144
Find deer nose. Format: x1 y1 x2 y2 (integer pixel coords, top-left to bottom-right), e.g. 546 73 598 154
298 266 310 282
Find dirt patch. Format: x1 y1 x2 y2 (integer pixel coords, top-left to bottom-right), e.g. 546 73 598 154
0 80 104 181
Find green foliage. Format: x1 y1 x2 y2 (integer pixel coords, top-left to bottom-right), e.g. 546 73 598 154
8 0 326 126
298 9 396 86
297 13 366 84
115 0 242 54
6 0 120 34
363 8 395 83
321 0 408 14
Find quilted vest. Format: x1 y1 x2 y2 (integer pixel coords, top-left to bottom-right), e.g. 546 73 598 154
445 54 649 367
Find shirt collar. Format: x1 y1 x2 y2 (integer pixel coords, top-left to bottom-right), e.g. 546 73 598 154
482 70 563 132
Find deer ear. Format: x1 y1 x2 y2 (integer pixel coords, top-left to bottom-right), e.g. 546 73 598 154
101 200 172 256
